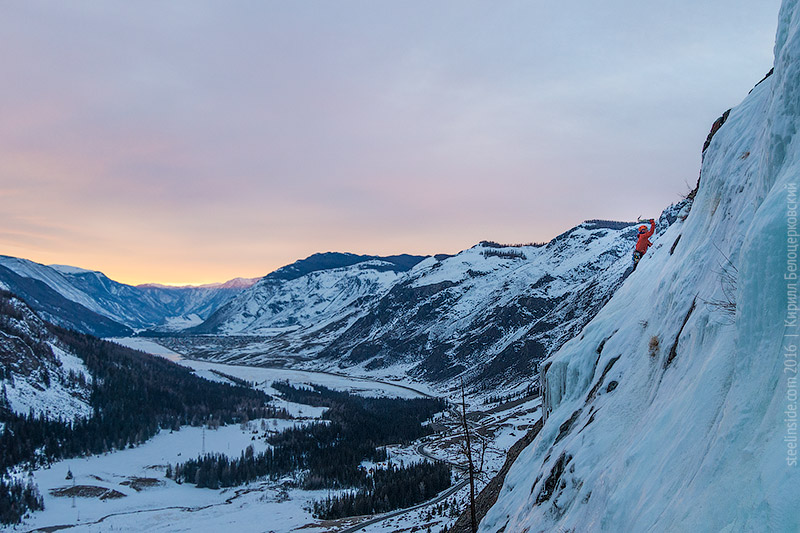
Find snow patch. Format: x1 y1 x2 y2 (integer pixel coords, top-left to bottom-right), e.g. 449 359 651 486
5 372 92 421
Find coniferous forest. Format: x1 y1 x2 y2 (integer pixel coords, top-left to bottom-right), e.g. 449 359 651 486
171 383 451 517
0 327 286 473
311 460 452 519
0 476 43 525
0 304 287 524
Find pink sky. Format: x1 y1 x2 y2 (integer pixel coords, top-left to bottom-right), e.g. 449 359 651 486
0 1 781 285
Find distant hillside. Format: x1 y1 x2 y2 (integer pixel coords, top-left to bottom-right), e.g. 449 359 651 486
188 254 426 335
165 214 681 390
0 265 132 337
0 256 255 334
264 252 426 282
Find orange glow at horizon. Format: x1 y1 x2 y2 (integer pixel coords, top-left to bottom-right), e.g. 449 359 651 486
0 221 560 287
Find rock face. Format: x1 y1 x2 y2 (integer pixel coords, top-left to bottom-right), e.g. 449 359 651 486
479 2 800 531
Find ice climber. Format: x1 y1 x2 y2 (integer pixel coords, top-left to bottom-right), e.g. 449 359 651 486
632 219 655 271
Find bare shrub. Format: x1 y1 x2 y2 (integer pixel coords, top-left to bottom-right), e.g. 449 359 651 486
703 245 738 324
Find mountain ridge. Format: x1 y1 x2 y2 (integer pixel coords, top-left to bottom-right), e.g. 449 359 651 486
155 215 686 392
136 277 260 290
0 252 430 336
0 256 256 333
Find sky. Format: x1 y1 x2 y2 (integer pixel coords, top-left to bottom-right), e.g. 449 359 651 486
0 1 783 285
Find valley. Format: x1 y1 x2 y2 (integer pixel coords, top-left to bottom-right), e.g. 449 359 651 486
19 339 541 533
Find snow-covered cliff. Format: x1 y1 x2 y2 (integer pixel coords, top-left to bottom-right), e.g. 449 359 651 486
318 215 682 386
194 259 406 335
479 2 800 531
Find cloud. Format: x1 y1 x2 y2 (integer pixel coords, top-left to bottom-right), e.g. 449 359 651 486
0 0 782 283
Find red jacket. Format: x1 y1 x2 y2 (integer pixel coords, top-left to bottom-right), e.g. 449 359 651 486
635 220 655 254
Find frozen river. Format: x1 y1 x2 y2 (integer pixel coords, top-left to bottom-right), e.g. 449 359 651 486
109 337 434 399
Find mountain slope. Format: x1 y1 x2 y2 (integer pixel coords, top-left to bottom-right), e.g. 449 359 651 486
177 218 683 390
190 253 426 335
0 289 94 420
479 3 800 531
316 215 682 386
0 256 252 332
0 265 132 337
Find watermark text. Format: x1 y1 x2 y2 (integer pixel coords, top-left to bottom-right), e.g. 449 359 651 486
786 183 798 467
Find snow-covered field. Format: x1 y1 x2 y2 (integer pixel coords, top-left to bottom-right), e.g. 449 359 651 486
19 419 335 533
186 360 433 401
108 337 184 362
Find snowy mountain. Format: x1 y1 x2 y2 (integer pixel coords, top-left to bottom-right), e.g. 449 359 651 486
189 253 426 338
0 290 93 421
178 218 685 390
137 277 259 290
0 256 254 333
478 3 800 531
318 217 683 387
0 264 133 337
133 283 257 332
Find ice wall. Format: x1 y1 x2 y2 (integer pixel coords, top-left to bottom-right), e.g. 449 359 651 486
480 1 800 531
